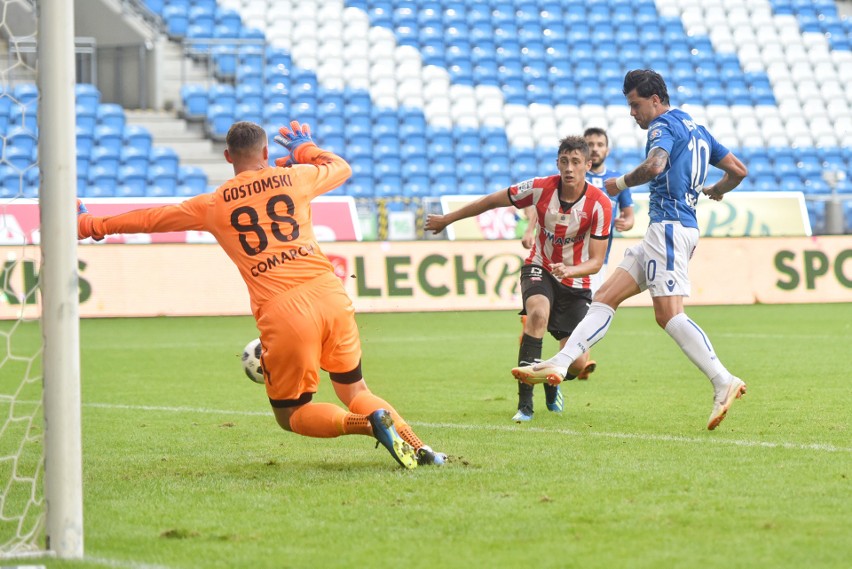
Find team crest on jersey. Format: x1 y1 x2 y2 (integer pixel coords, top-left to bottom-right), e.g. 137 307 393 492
649 128 662 140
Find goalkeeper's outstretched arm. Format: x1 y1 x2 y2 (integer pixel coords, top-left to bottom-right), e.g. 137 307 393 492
77 197 208 241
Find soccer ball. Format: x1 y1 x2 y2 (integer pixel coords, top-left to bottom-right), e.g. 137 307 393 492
241 338 265 384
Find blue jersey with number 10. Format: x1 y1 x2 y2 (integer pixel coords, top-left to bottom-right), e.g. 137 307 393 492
645 108 729 229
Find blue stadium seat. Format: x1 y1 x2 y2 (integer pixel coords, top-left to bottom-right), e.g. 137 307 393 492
266 48 292 70
0 165 21 198
343 179 374 198
403 175 431 198
96 103 126 131
162 5 189 37
93 125 122 149
149 147 180 175
181 84 208 119
267 141 287 167
18 168 37 198
206 104 235 139
263 101 289 126
6 127 37 156
236 83 264 109
752 175 778 192
76 103 97 131
401 157 429 179
458 176 487 195
373 161 400 180
320 134 345 154
144 0 163 13
349 158 373 180
430 155 455 179
208 84 237 110
120 146 149 173
76 127 94 156
235 102 262 124
91 146 121 176
87 166 118 196
13 84 38 105
75 83 100 110
179 166 208 194
213 45 238 78
147 165 178 194
123 125 153 154
374 175 403 199
118 165 148 197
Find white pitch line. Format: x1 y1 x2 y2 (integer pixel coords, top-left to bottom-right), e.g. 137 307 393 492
83 402 852 454
85 555 172 569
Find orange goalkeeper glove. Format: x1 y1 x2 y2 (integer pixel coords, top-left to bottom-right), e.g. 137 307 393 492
76 199 104 241
273 120 331 165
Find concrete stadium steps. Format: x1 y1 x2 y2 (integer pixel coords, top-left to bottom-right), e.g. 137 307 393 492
125 109 233 187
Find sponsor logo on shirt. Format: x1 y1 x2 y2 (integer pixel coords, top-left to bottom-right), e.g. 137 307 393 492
540 226 584 245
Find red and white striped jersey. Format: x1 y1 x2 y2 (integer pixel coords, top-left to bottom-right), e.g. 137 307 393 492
509 175 612 290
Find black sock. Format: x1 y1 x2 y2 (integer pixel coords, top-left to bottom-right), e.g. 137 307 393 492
518 334 543 411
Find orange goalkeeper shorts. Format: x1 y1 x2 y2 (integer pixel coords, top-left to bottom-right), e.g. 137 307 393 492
256 272 362 406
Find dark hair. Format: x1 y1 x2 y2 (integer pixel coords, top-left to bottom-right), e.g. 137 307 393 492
557 135 590 160
623 69 670 106
226 121 267 157
583 127 609 146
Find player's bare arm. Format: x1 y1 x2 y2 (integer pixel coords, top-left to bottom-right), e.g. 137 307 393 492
604 147 669 197
425 189 512 234
521 206 537 249
703 153 749 201
614 205 635 232
550 237 607 280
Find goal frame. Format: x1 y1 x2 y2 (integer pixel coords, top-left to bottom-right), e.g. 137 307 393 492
37 0 84 559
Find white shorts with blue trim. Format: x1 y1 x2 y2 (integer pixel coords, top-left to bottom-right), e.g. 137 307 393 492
617 222 699 297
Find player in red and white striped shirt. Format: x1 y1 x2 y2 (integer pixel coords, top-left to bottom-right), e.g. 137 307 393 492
426 136 612 422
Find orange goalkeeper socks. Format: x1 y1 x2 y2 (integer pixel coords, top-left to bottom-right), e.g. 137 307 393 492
288 403 349 438
347 391 423 450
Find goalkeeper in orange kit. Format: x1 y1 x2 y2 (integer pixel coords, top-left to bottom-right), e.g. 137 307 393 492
77 120 446 469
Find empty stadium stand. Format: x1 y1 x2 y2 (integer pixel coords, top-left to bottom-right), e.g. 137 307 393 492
1 0 850 232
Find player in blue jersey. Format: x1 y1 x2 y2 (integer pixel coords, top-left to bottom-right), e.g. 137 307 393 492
513 69 749 430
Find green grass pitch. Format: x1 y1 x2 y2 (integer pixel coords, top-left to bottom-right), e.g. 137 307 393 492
3 303 851 568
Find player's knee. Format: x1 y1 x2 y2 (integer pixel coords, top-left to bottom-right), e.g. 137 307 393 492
525 309 549 332
654 311 673 329
272 406 296 432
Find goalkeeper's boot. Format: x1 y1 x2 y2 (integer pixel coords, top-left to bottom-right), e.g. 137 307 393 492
576 359 597 380
545 384 564 413
512 405 533 423
512 359 567 386
707 376 747 430
369 409 417 469
416 445 447 466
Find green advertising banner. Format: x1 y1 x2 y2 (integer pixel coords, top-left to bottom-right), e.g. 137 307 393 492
2 236 848 319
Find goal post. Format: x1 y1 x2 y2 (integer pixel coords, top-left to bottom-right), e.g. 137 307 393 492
38 0 84 559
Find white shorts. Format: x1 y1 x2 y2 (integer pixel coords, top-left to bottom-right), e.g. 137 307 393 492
617 222 698 297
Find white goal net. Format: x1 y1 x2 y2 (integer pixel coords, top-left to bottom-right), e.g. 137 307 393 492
1 0 83 560
1 0 45 557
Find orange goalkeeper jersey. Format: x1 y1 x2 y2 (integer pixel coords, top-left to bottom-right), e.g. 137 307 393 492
91 148 351 316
